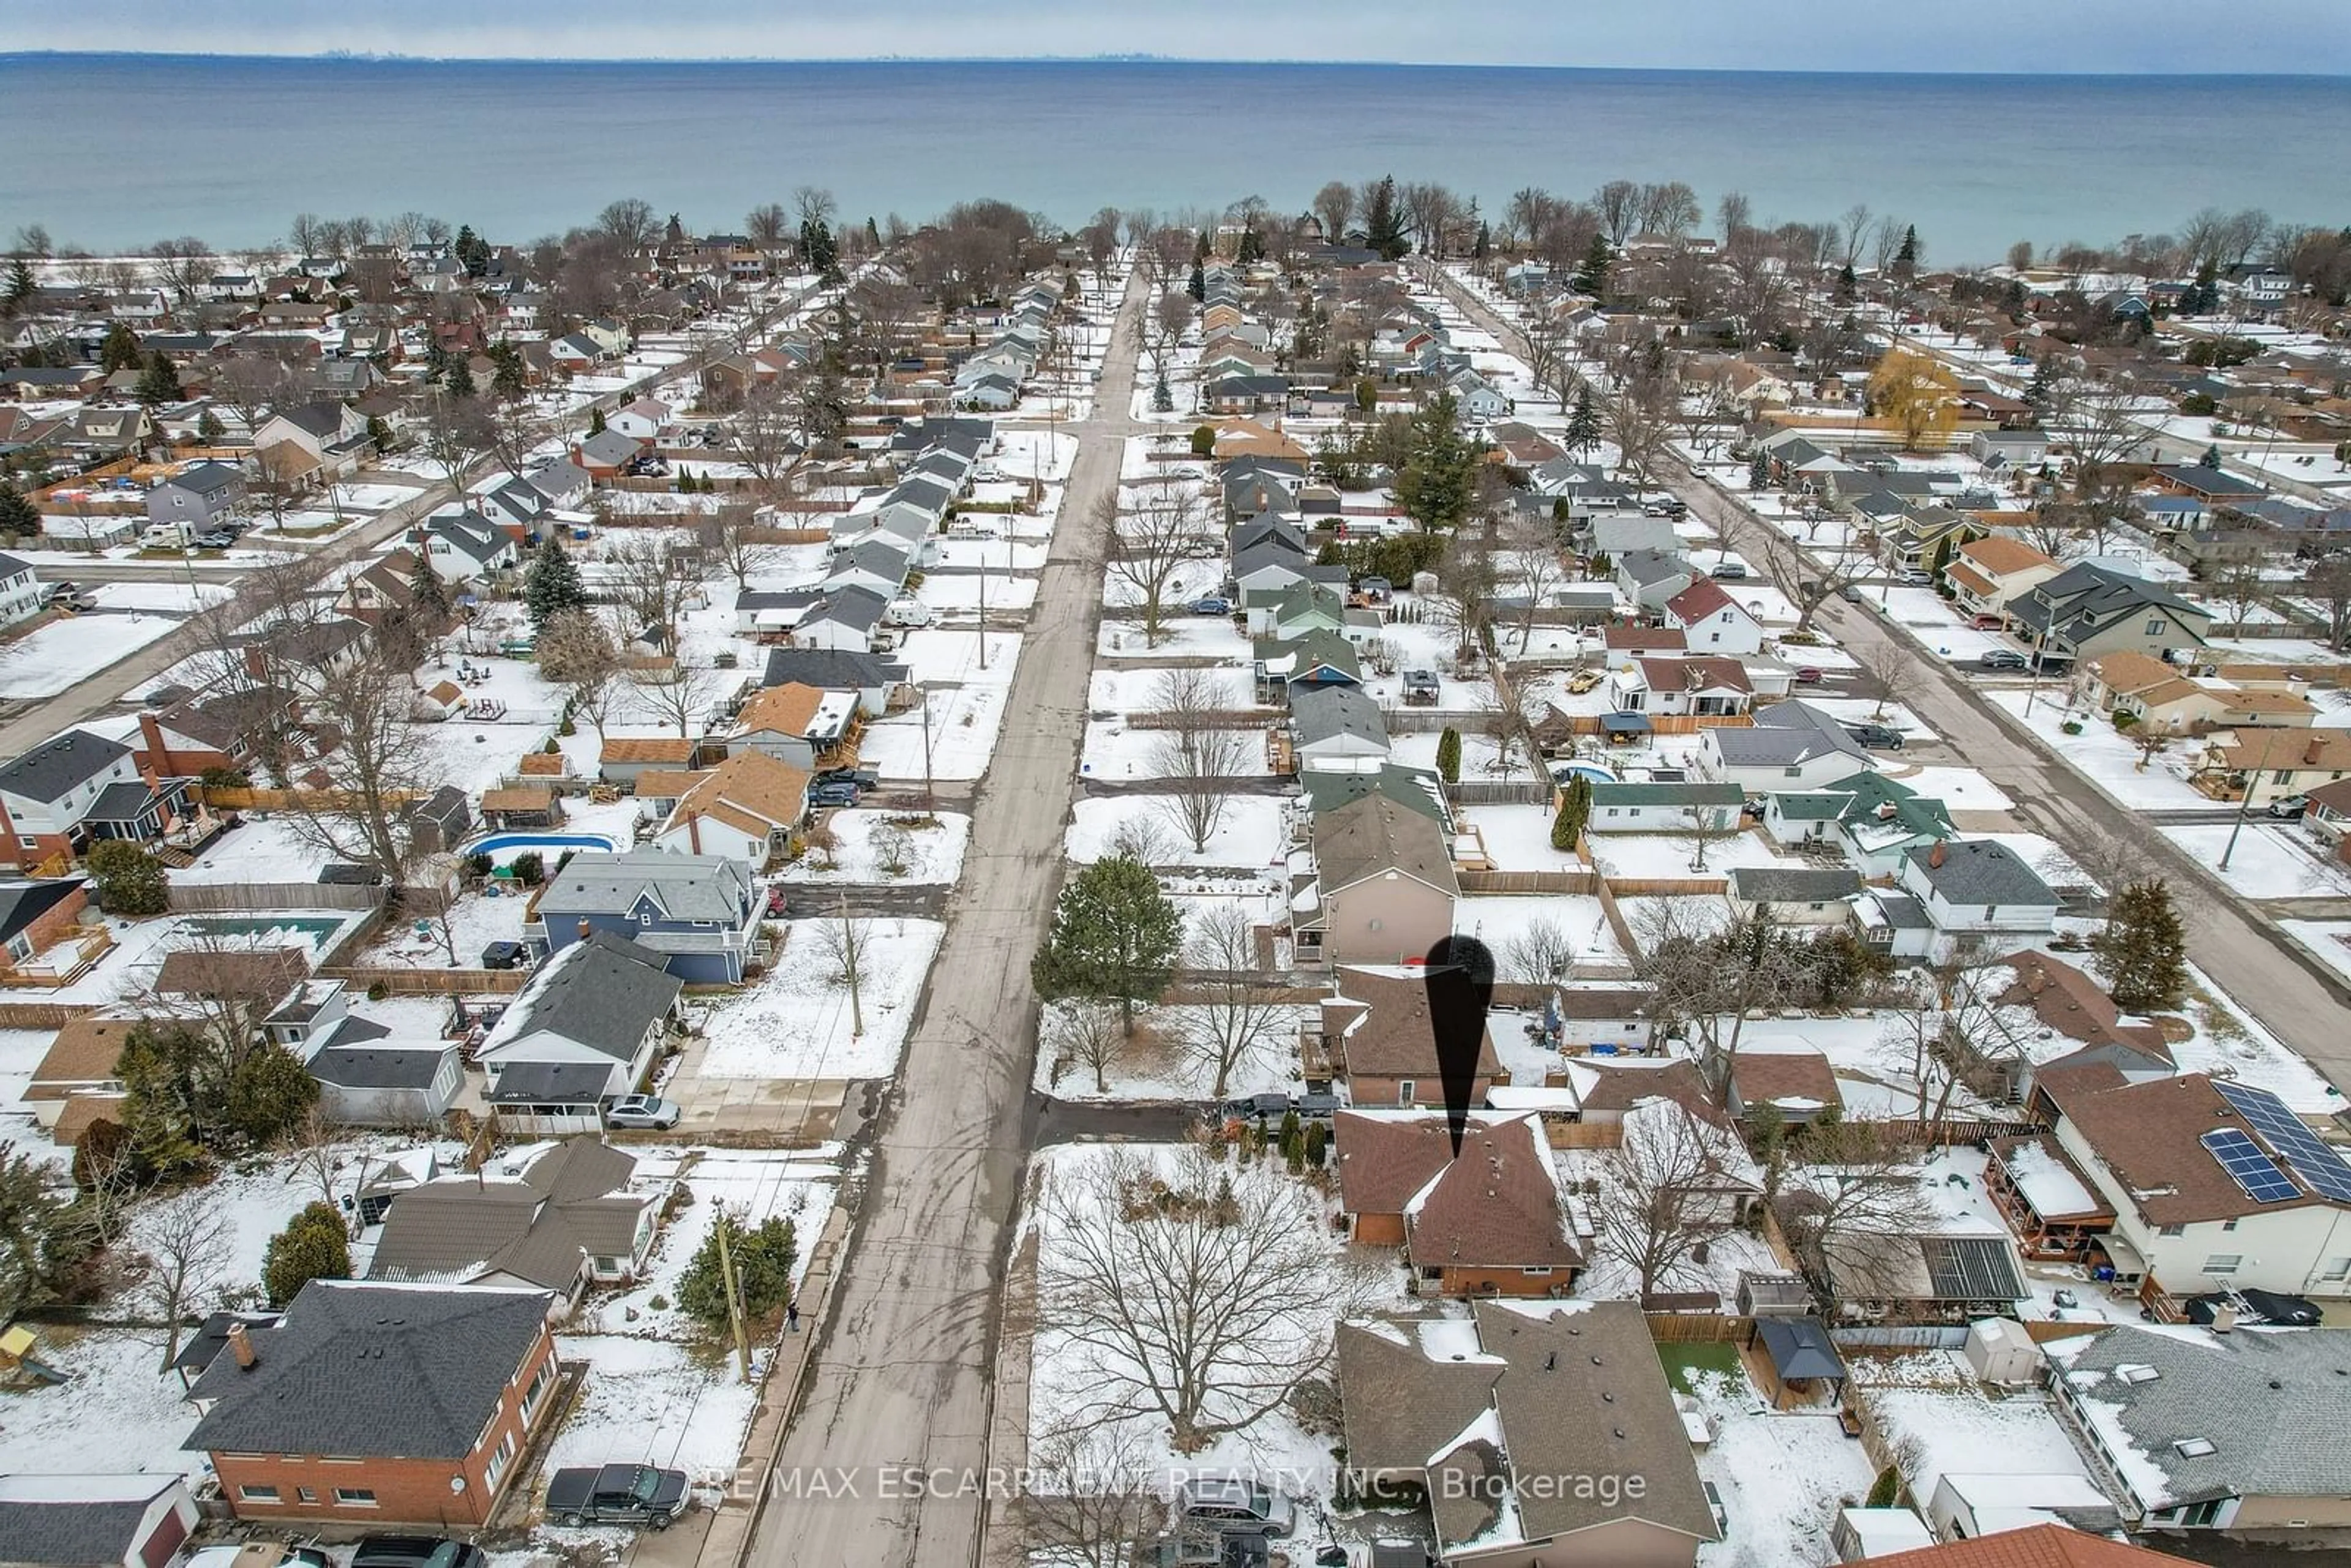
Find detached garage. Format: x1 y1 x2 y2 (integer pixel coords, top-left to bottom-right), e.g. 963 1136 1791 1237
0 1474 198 1568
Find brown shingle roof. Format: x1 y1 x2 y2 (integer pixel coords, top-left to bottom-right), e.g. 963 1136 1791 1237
517 751 569 776
26 1016 136 1098
1957 536 2056 577
1311 795 1457 898
1997 953 2170 1063
1574 1058 1720 1118
600 737 696 766
480 784 555 813
1730 1048 1842 1113
1327 967 1499 1081
1863 1523 2197 1568
735 682 830 737
666 749 810 838
154 946 306 1000
2058 1071 2337 1225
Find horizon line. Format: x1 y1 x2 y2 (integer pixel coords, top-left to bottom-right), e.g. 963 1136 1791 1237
3 49 2347 78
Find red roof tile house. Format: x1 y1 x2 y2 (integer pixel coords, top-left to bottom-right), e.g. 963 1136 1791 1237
186 1280 562 1527
1663 577 1767 657
1333 1111 1583 1296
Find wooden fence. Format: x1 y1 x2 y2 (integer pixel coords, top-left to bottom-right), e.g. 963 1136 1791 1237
1545 1120 1624 1150
1599 875 1730 896
0 1000 99 1030
196 786 424 813
1448 781 1555 806
1646 1312 1750 1343
168 882 388 913
320 966 529 996
1457 869 1600 896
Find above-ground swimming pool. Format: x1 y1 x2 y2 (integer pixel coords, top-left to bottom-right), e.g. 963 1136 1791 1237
462 831 621 863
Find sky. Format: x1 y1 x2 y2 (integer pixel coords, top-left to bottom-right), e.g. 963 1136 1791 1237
9 0 2349 74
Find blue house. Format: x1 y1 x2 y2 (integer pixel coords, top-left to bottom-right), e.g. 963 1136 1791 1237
526 850 760 984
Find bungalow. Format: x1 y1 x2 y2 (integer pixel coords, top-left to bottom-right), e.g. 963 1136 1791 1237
1725 866 1862 927
531 850 760 984
1253 628 1362 700
476 930 683 1130
1299 800 1457 970
606 396 670 441
1662 577 1766 656
1610 655 1753 718
729 682 855 771
1333 1112 1581 1294
653 749 811 867
759 647 909 718
791 585 891 653
186 1280 561 1527
2198 728 2351 807
572 427 647 480
2148 463 2265 505
264 979 463 1127
367 1139 659 1309
1897 840 2058 958
1584 781 1744 835
1942 536 2060 621
1316 965 1498 1109
1290 683 1391 774
2009 563 2214 662
1335 1300 1718 1568
1700 702 1875 792
825 539 915 600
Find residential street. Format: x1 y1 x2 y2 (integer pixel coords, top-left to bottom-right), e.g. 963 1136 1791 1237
1428 267 2351 1095
744 269 1145 1568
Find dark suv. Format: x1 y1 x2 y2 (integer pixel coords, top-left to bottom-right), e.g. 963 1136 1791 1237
351 1538 488 1568
545 1463 692 1528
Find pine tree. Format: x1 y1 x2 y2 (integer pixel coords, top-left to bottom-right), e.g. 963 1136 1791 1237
1393 392 1476 533
134 350 182 407
1236 227 1262 265
1030 854 1183 1037
1747 449 1772 491
2024 356 2055 410
1564 384 1601 452
1472 220 1491 261
1551 775 1592 850
1187 260 1205 302
0 481 39 541
489 341 527 400
444 354 476 399
1572 232 1611 297
2200 443 2222 470
2093 877 2189 1012
1835 262 1858 302
865 216 881 249
410 552 450 621
99 321 141 373
2 257 34 314
1893 224 1921 278
523 536 587 629
1436 727 1462 783
1365 176 1406 261
587 405 606 437
197 408 224 446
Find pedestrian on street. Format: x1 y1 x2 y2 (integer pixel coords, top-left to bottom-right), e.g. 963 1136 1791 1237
786 1300 801 1334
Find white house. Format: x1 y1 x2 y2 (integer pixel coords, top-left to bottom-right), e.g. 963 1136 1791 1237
1662 577 1767 657
1896 840 2058 958
475 931 683 1123
606 396 671 441
0 552 43 631
422 512 520 583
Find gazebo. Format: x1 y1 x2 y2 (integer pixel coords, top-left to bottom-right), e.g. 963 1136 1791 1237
1751 1315 1847 1409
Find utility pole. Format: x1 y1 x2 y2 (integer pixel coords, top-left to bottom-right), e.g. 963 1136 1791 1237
838 891 864 1037
2219 739 2259 873
918 685 936 821
715 1206 751 1380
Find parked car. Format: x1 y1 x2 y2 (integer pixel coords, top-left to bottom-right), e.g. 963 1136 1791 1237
1708 561 1748 580
814 766 880 790
186 1548 330 1568
1221 1093 1291 1121
1899 568 1936 587
1793 667 1825 685
1979 650 2031 670
1188 596 1233 616
1293 1091 1343 1121
1839 585 1870 605
51 591 99 613
1845 722 1905 750
809 781 861 808
1179 1476 1295 1537
1970 613 2008 631
544 1463 692 1529
2268 794 2311 820
351 1537 488 1568
604 1093 681 1130
195 530 237 549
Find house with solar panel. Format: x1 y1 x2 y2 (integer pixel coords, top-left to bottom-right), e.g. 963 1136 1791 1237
2028 1068 2351 1311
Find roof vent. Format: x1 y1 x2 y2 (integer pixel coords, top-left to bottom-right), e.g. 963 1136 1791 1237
2117 1364 2159 1384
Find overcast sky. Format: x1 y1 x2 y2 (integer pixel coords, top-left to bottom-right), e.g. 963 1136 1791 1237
10 0 2349 73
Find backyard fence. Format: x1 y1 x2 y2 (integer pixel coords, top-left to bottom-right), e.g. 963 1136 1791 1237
1598 875 1730 896
167 882 388 913
0 1001 99 1030
1647 1312 1750 1343
1447 781 1556 806
320 966 530 996
1457 869 1600 896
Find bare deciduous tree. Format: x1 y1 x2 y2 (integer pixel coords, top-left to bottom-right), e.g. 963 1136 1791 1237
1775 1120 1936 1312
1016 1419 1163 1568
1038 1144 1379 1449
537 609 623 736
1497 913 1578 984
1177 902 1287 1099
1599 1100 1744 1299
630 661 718 739
1048 998 1127 1097
1104 481 1217 644
1147 668 1248 856
130 1193 233 1371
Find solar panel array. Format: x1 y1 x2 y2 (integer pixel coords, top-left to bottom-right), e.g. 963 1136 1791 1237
2200 1127 2300 1204
2216 1081 2351 1202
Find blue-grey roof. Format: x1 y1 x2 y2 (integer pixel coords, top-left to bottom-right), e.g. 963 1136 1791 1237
1728 866 1861 904
185 1280 553 1459
0 730 130 805
1904 839 2057 906
537 850 752 925
760 648 908 689
1290 684 1390 751
1711 702 1869 769
484 929 681 1062
0 1477 185 1566
165 460 242 497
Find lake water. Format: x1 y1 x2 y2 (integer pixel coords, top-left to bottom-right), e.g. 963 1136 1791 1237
4 55 2348 262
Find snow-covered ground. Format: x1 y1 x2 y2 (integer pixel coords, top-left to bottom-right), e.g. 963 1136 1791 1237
2159 821 2351 899
1856 1352 2093 1502
1065 795 1290 868
1586 831 1802 881
697 918 943 1081
1033 999 1311 1101
854 683 1010 782
0 609 186 698
1982 692 2213 809
777 809 970 884
1080 720 1272 781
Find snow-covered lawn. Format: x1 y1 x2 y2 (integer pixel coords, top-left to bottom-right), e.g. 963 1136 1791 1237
1079 720 1272 781
1033 1000 1313 1102
547 1336 757 1480
88 581 233 613
0 1327 204 1477
2159 821 2351 899
1684 1364 1878 1568
777 809 969 885
697 918 942 1081
1856 1352 2093 1502
1884 765 2015 815
1982 692 2213 810
1392 730 1544 782
1455 895 1621 972
1066 795 1289 868
1587 831 1799 880
1095 617 1253 661
916 573 1038 613
2283 919 2351 989
1089 664 1255 713
895 628 1021 687
0 610 184 697
854 683 1008 781
2170 961 2344 1112
582 1146 840 1341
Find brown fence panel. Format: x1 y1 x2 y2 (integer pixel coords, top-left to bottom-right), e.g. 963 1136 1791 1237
1457 869 1600 896
0 1000 99 1030
1600 876 1728 896
1646 1312 1750 1342
168 882 388 913
320 966 529 995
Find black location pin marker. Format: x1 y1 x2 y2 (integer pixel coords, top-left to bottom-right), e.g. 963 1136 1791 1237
1422 934 1496 1159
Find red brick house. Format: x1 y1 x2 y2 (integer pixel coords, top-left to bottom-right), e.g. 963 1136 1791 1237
1333 1111 1583 1296
186 1280 562 1527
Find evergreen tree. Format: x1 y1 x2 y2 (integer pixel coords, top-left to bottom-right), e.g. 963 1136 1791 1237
1152 373 1173 414
2 257 34 314
488 341 527 400
1236 227 1263 265
0 481 38 541
678 1210 798 1329
1835 262 1858 302
410 552 450 621
523 536 587 629
2094 878 2189 1012
1551 775 1592 850
1365 176 1407 261
1393 392 1477 533
1436 727 1462 783
133 350 182 407
1031 854 1183 1037
444 354 476 399
1472 220 1491 261
799 218 839 282
1564 384 1602 452
1747 449 1772 491
225 1046 318 1146
196 408 224 446
86 841 168 916
1572 232 1611 297
262 1202 350 1307
99 321 141 373
1187 260 1205 302
865 216 881 249
454 223 490 276
2024 356 2055 410
2200 443 2223 470
1193 229 1212 264
587 404 606 437
1893 224 1921 277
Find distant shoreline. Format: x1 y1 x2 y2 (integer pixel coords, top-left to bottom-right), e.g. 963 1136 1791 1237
3 51 2345 80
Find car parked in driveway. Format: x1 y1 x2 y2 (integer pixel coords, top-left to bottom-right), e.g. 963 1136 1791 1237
1979 650 2031 670
1845 722 1905 750
545 1463 692 1529
1179 1476 1295 1537
809 781 861 808
351 1537 488 1568
813 766 880 790
604 1093 681 1130
2268 794 2311 820
1188 596 1232 616
1793 667 1825 685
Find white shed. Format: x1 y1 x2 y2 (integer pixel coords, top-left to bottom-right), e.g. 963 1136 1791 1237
1962 1316 2043 1386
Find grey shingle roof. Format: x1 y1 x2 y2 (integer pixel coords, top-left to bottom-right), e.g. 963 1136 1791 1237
482 929 681 1063
0 1477 184 1566
760 648 908 689
1290 684 1389 751
185 1281 552 1459
1711 702 1870 769
2054 1325 2351 1506
309 1037 451 1091
1905 839 2056 907
1728 866 1862 903
486 1060 612 1103
0 730 130 805
537 850 751 926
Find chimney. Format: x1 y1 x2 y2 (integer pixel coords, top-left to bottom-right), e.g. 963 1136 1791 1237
2212 1302 2237 1334
227 1320 257 1370
2307 738 2324 767
1929 841 1948 869
577 920 591 940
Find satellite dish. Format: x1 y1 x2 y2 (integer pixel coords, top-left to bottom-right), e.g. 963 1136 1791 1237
450 1475 467 1494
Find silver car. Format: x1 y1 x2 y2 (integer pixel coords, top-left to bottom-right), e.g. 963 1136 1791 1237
604 1093 681 1130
